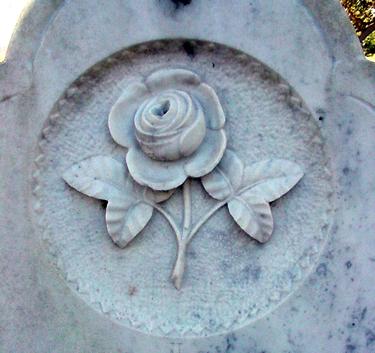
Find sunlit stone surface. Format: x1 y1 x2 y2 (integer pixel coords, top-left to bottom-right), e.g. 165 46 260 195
0 1 374 352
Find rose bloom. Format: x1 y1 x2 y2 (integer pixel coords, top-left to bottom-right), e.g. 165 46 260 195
108 68 227 191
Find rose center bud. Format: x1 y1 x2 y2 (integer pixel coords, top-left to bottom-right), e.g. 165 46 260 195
151 100 170 118
134 90 207 161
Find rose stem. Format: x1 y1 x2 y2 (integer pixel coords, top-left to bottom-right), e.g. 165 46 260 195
171 241 188 290
151 204 181 241
182 178 192 237
170 182 228 290
171 179 192 290
187 200 227 243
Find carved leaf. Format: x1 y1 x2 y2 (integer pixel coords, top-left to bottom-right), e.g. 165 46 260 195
63 155 172 248
106 199 153 248
201 150 244 200
63 156 127 201
228 194 273 243
241 159 303 202
225 159 303 242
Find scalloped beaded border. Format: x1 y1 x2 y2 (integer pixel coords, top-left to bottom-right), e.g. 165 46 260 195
31 40 333 337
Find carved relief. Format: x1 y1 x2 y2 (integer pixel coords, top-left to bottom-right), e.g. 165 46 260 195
63 68 303 289
33 40 332 336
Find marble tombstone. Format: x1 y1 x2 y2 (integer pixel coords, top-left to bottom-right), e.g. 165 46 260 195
0 1 374 352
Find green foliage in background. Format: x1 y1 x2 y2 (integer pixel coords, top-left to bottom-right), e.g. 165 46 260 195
341 0 375 58
363 30 375 55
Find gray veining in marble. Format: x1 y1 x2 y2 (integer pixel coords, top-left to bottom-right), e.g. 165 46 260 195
0 1 374 352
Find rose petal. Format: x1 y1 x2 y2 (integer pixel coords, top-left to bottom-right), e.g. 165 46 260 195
160 90 194 132
136 131 182 161
193 83 226 130
179 105 206 157
184 129 227 178
145 68 201 93
144 188 175 203
126 146 188 190
108 81 149 148
134 90 191 138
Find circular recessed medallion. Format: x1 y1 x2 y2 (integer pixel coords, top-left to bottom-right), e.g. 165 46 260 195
33 40 333 338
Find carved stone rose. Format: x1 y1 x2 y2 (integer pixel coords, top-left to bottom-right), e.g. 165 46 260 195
63 66 304 290
108 68 227 190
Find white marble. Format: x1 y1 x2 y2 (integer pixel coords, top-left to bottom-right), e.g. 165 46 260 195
0 1 374 352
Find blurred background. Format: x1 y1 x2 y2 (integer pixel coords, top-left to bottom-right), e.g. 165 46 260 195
0 0 374 63
0 0 31 62
341 0 375 60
